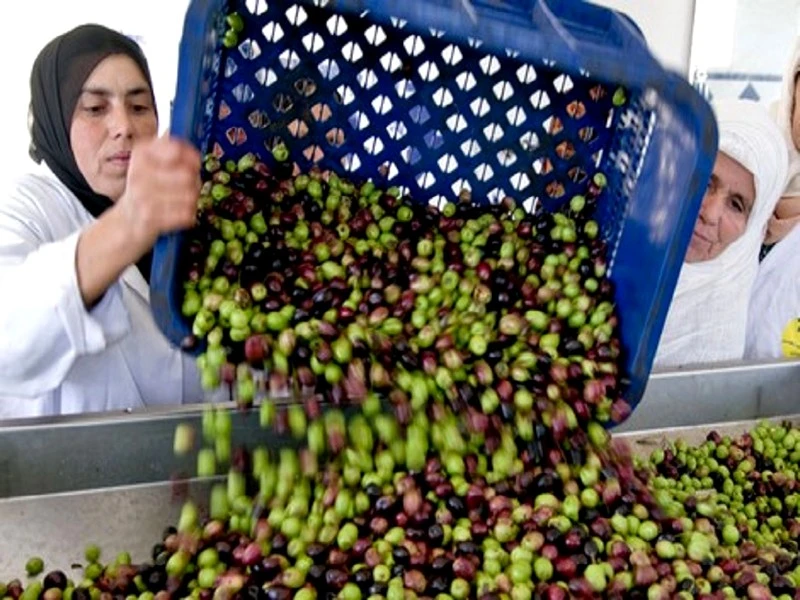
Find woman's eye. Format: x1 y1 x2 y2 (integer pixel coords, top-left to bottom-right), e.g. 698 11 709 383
132 104 151 113
728 196 745 214
84 105 105 114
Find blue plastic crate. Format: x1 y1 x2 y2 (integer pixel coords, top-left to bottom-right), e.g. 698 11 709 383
151 0 718 416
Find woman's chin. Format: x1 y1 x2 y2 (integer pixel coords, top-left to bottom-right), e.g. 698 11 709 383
95 178 127 203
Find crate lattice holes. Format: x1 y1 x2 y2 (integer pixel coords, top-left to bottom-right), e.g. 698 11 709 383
202 0 651 272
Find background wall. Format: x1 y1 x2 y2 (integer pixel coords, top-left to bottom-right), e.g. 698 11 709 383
2 2 190 177
592 0 697 75
0 1 698 179
690 0 800 107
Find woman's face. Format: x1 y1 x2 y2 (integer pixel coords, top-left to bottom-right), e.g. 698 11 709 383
685 151 755 263
69 54 157 202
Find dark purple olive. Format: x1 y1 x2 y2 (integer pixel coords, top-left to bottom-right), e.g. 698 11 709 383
215 541 233 564
306 564 327 585
305 543 327 564
265 586 292 600
452 557 476 581
259 557 283 581
325 568 349 590
771 575 795 595
43 571 68 591
532 470 563 496
456 541 479 556
375 495 396 515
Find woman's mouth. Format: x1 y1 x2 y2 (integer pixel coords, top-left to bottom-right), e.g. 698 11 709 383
692 229 713 245
108 152 131 165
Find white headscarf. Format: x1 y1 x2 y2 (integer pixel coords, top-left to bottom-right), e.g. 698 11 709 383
653 99 788 369
766 38 800 244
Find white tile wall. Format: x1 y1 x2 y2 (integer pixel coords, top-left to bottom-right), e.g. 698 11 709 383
1 1 191 177
690 0 800 108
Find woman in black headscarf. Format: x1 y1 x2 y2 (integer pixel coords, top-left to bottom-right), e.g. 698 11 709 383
0 24 206 418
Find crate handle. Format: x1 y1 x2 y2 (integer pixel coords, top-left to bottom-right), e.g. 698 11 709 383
529 0 651 61
351 0 480 22
446 0 584 56
455 0 480 23
528 0 580 55
350 0 651 71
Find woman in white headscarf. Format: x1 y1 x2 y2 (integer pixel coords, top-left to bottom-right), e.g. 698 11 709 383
745 40 800 359
654 99 787 368
764 38 800 246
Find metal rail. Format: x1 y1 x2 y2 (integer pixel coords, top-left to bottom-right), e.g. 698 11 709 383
0 359 797 499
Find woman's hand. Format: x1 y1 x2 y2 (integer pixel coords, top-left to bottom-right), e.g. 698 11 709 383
76 135 201 307
117 135 202 257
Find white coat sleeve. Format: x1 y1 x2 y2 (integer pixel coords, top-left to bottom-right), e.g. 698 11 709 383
746 261 800 359
0 180 132 397
745 226 800 360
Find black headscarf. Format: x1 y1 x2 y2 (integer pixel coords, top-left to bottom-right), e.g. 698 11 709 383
29 24 158 282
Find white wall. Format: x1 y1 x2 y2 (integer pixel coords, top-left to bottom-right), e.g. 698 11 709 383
1 2 191 177
590 0 697 75
690 0 800 108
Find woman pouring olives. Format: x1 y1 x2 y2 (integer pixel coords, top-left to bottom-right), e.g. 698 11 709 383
0 24 207 418
654 99 788 369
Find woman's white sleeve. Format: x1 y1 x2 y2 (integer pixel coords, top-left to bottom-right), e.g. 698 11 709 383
0 196 131 397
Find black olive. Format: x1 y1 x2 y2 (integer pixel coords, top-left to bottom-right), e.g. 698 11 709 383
306 564 327 585
368 583 388 596
153 552 169 568
43 571 68 591
265 586 292 600
426 523 445 546
391 564 405 577
353 569 372 589
446 496 466 516
392 546 410 565
456 541 479 556
145 568 167 591
305 543 327 564
271 533 288 554
151 543 166 561
431 556 451 572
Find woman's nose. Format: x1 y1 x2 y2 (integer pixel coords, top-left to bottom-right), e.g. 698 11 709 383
699 189 724 224
109 106 134 138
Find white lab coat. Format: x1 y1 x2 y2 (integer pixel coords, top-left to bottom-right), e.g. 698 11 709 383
744 38 800 359
745 225 800 359
0 163 207 418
